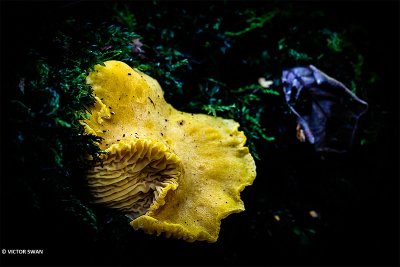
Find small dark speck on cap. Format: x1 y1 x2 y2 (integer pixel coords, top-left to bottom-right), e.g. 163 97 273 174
128 73 132 75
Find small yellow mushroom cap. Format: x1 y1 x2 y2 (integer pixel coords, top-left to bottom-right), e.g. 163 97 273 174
83 60 256 242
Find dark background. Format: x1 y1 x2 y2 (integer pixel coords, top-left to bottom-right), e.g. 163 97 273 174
1 1 399 266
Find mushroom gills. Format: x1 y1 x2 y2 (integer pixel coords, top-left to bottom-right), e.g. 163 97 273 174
87 138 183 219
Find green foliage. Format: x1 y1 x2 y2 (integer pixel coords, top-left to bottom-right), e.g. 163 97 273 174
325 31 346 52
112 4 137 31
225 9 278 37
234 84 280 96
202 101 237 117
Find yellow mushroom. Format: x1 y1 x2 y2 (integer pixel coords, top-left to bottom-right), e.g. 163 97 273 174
83 60 256 242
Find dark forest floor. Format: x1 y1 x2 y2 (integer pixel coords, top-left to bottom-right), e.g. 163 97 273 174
1 1 399 266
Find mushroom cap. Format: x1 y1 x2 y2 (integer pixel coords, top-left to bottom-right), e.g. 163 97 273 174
83 60 256 242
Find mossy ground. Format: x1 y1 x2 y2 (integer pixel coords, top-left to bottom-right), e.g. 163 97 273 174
1 1 398 265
